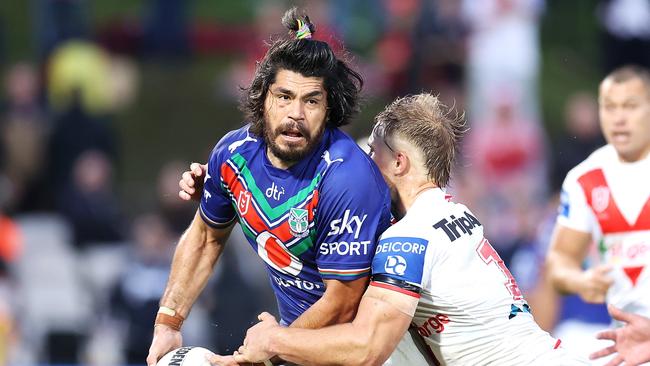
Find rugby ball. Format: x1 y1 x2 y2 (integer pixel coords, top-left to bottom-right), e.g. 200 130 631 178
157 346 213 366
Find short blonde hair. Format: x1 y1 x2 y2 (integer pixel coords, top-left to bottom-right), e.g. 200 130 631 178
372 94 466 187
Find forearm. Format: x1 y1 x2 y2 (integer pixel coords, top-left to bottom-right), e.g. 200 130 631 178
289 295 357 329
289 277 368 329
270 322 376 366
160 213 230 317
546 251 584 295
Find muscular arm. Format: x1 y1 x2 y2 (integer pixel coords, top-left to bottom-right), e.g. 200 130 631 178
546 224 591 294
289 277 369 329
160 210 234 317
546 224 612 303
240 285 416 366
147 211 234 365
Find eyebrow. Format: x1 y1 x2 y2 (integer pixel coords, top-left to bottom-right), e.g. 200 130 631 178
272 87 324 99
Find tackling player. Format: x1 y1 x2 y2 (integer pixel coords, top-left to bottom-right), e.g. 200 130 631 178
146 7 404 365
546 66 650 342
227 94 588 365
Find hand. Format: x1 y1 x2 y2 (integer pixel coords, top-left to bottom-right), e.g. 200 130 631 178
233 312 280 364
206 354 239 366
577 264 613 303
179 162 207 201
146 325 182 366
590 305 650 366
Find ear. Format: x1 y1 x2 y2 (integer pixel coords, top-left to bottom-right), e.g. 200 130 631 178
394 151 410 176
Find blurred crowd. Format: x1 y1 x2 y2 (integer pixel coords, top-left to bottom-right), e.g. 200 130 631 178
0 0 649 364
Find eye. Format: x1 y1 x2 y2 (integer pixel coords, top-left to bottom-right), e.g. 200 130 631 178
278 94 290 101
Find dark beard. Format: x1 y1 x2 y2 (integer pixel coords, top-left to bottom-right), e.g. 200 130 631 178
265 122 325 164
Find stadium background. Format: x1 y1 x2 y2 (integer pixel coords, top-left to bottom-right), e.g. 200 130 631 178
0 0 648 364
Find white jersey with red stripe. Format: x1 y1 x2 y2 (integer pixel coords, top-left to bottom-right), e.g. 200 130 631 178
371 188 587 365
558 144 650 319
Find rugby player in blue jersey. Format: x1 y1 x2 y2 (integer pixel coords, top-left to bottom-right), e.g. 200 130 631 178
146 7 394 366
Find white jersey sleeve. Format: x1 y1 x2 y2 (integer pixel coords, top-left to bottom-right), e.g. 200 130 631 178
557 168 596 234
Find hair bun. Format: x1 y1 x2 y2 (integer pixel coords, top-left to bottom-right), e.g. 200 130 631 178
281 7 315 39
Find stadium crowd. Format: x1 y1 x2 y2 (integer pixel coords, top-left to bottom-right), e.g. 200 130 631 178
0 0 649 365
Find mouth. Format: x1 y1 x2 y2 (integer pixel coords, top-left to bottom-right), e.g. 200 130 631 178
611 131 631 144
279 129 306 143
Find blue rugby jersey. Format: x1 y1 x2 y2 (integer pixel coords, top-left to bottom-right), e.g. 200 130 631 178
199 125 392 323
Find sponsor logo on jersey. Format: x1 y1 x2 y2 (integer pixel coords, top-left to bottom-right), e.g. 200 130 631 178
272 274 322 291
416 313 450 337
319 240 371 256
559 189 569 217
384 255 407 275
433 211 481 242
237 191 251 215
375 239 428 255
265 182 285 201
327 209 367 239
256 231 303 276
288 208 309 238
372 236 428 284
592 186 610 213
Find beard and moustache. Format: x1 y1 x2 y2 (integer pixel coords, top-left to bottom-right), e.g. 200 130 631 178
264 120 325 164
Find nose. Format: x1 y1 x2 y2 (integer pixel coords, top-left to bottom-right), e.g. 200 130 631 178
287 99 305 121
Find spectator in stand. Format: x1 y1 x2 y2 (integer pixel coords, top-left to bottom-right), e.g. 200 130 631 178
1 63 49 212
551 92 606 191
598 0 650 72
57 150 124 249
110 214 174 364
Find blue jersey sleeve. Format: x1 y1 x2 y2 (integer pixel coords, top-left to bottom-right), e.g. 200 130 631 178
314 160 392 281
199 135 237 228
371 236 429 297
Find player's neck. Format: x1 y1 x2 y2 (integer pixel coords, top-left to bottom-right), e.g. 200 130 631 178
266 149 299 170
617 145 650 163
395 180 438 217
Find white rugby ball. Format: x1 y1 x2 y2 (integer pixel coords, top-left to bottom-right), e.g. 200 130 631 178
157 346 214 366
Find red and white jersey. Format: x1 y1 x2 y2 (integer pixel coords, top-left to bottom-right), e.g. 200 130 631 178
372 189 586 365
558 144 650 319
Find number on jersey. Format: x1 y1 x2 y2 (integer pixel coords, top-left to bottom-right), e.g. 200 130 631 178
476 238 523 301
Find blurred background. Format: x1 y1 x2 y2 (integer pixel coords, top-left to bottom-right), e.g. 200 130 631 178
0 0 649 364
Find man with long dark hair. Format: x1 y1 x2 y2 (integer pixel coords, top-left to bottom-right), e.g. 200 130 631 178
147 8 398 365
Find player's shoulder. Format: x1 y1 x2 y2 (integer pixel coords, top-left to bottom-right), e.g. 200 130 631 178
319 129 388 191
209 124 260 164
323 128 376 168
406 189 483 244
564 144 614 183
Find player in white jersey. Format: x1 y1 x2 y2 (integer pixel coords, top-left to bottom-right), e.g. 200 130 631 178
547 65 650 358
227 94 587 365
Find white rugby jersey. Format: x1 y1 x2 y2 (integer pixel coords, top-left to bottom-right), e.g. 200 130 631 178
371 188 586 365
558 144 650 319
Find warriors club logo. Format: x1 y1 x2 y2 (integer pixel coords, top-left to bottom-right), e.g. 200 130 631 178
289 208 309 238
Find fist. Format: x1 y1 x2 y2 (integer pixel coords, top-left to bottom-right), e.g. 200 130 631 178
179 162 207 201
578 264 613 303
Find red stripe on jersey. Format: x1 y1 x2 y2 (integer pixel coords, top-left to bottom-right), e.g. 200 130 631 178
370 281 421 298
221 163 299 241
577 168 650 234
553 339 562 349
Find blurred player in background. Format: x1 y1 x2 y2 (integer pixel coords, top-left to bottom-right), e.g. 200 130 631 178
147 7 399 365
547 65 650 357
228 94 587 365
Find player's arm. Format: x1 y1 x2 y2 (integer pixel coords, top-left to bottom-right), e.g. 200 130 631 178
236 285 417 366
546 224 612 303
289 276 368 329
147 212 234 365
